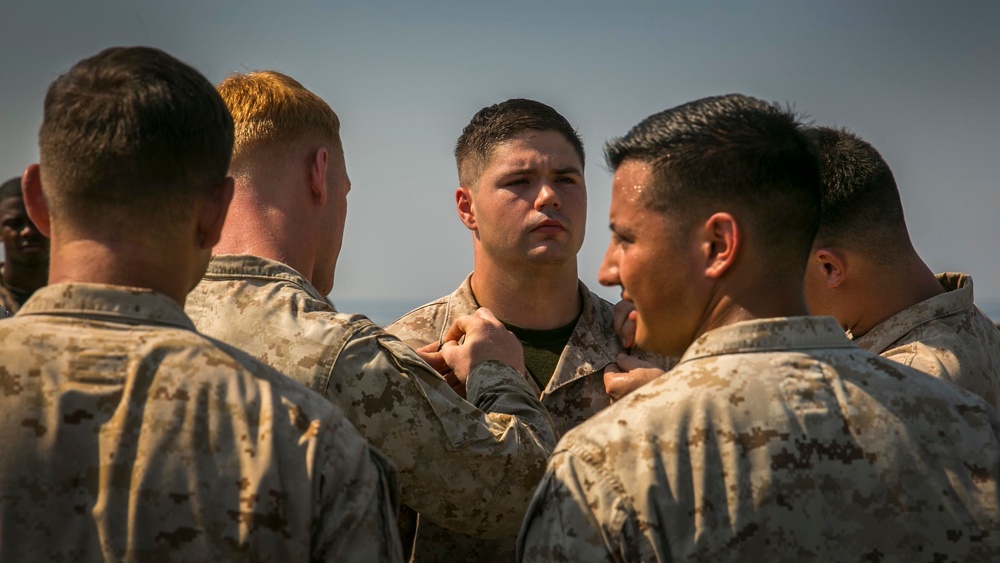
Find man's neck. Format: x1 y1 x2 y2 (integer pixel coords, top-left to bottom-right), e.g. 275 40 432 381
46 237 199 306
694 271 812 343
213 192 317 284
848 255 945 338
1 259 47 295
471 256 581 330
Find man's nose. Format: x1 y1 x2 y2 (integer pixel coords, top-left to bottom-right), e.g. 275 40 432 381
20 220 41 238
534 183 561 210
597 241 621 287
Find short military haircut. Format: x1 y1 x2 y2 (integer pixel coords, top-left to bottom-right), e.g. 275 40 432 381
805 127 910 257
605 94 821 273
38 46 233 233
455 98 585 187
0 177 21 202
217 70 341 166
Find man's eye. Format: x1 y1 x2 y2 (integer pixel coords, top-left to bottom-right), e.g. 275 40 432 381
504 178 529 187
555 176 578 185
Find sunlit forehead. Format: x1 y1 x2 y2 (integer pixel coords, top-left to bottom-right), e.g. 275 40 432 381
612 160 653 199
486 130 584 179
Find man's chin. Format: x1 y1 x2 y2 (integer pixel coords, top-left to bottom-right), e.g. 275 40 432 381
637 330 687 358
522 247 572 262
525 239 583 260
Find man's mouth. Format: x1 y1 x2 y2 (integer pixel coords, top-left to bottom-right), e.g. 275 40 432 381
531 219 565 234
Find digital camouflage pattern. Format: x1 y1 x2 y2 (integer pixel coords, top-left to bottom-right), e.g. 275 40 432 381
519 316 1000 562
184 255 557 541
851 273 1000 410
386 274 675 563
0 283 403 563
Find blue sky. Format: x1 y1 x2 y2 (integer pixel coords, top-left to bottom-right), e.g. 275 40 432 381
2 1 998 314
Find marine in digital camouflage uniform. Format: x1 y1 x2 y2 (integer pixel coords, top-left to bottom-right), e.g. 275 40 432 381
0 47 402 562
183 72 557 547
803 127 1000 410
852 272 1000 408
2 285 402 562
0 176 48 313
519 94 1000 562
387 98 674 563
389 274 640 437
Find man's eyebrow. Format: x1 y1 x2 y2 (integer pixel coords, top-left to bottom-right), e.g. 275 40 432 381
554 166 583 175
497 166 583 177
497 168 535 177
609 221 634 236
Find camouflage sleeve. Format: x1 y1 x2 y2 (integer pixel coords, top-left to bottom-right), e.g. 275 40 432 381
328 324 558 538
517 449 656 563
312 413 405 562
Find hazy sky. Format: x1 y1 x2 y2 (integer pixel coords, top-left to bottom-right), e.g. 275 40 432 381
3 1 998 313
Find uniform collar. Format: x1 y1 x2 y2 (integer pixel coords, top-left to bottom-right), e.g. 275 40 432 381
852 272 974 353
680 316 852 365
17 282 194 330
442 273 620 394
204 254 327 302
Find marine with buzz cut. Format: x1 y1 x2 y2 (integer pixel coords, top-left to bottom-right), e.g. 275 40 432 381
518 94 1000 562
0 46 402 562
0 175 48 313
387 98 672 562
183 72 558 551
803 126 1000 410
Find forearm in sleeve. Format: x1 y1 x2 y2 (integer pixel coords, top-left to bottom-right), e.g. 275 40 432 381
327 326 557 538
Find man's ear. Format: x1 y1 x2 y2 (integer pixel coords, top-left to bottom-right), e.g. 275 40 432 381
309 147 329 207
456 186 477 231
197 177 235 250
700 212 738 279
811 247 847 289
21 164 52 238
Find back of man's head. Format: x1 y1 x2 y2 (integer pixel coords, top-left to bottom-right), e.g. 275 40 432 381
455 98 584 188
604 93 821 276
38 46 233 237
0 177 22 202
217 71 341 170
806 127 910 261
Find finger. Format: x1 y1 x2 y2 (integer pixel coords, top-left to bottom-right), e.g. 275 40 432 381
438 339 463 369
443 314 478 344
615 352 657 371
613 300 633 333
473 307 500 325
621 326 635 349
416 341 441 354
416 349 449 375
622 313 637 349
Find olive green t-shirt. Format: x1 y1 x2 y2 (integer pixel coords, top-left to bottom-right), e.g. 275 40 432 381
504 312 581 390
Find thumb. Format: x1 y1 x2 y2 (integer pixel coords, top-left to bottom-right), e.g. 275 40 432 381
615 352 656 371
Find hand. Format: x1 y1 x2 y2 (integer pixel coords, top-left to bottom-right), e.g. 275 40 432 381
604 352 664 402
440 307 526 384
415 341 467 398
614 300 638 349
